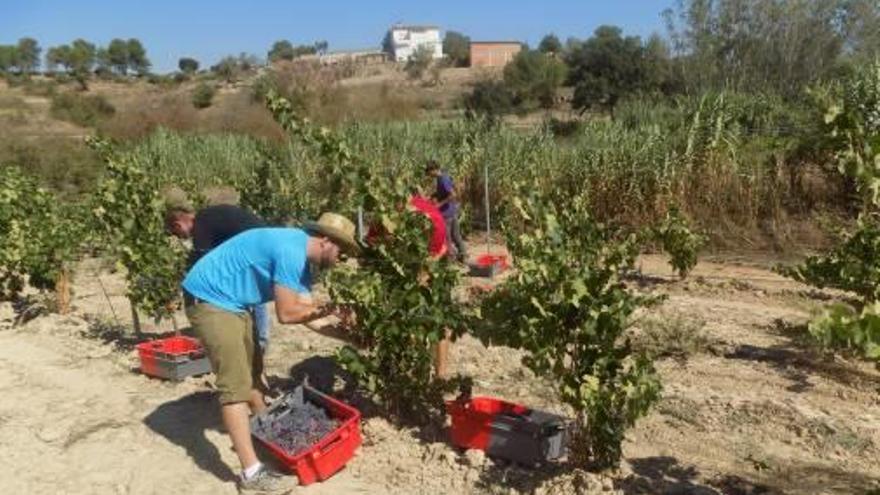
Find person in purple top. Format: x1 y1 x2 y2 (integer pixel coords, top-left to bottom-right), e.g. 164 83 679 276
426 159 467 263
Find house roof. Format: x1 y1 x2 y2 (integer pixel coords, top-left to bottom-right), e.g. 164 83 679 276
391 24 440 32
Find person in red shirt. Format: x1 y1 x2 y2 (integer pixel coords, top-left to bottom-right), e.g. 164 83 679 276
408 194 448 259
408 194 454 377
365 194 448 258
364 193 453 376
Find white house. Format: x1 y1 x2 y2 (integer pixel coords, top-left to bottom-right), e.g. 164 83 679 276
386 24 443 62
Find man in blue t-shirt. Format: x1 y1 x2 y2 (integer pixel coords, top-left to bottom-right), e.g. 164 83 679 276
426 159 467 263
165 202 273 352
182 212 358 494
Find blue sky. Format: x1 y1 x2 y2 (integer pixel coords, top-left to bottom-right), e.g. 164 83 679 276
4 1 673 73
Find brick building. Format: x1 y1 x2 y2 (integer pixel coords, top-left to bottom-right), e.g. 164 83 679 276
469 42 522 68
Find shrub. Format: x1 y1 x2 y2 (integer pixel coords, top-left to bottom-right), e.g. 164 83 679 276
405 46 434 80
808 302 880 361
503 49 567 109
259 91 469 424
49 92 115 127
545 117 582 137
652 207 706 279
632 313 709 360
147 73 180 88
0 138 102 195
464 80 514 119
0 166 85 306
813 59 880 207
88 137 187 327
21 79 57 97
98 94 198 140
778 217 880 302
191 82 216 109
250 73 278 104
778 61 880 364
328 209 469 424
480 189 661 469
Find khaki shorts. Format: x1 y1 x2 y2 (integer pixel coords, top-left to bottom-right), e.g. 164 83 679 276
186 302 263 404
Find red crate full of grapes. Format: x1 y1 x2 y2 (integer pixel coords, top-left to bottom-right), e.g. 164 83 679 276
250 384 362 485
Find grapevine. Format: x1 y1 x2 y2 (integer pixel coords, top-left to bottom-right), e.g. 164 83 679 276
88 137 187 328
651 206 706 279
779 61 880 363
262 92 470 424
479 187 661 469
0 166 86 310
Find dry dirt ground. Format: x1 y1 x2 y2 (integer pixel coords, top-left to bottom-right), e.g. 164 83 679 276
0 253 878 495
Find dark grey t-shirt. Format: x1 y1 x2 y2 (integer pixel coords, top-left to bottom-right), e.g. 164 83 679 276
189 204 264 267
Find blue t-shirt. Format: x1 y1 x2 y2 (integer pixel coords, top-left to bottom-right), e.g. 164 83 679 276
435 172 458 218
182 228 311 313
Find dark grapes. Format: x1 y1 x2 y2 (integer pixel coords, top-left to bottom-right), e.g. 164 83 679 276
254 401 340 456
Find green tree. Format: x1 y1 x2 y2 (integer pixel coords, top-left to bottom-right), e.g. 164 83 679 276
178 57 199 74
844 0 880 62
538 33 562 54
663 0 876 95
126 38 150 75
315 40 329 55
45 45 71 72
211 55 247 83
69 39 96 87
382 31 395 57
0 45 16 72
268 40 295 62
291 44 316 58
95 47 112 77
464 79 514 120
503 49 567 109
237 52 261 71
567 25 669 114
15 37 41 74
213 56 237 82
443 31 470 67
106 39 129 75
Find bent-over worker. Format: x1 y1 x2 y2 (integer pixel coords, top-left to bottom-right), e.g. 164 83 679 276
181 212 358 495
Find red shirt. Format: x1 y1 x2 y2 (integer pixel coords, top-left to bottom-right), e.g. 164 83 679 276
409 195 447 257
365 195 447 258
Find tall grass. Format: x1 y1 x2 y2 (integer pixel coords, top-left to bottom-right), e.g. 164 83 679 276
107 91 840 244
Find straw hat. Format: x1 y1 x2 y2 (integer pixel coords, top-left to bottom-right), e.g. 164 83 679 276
303 212 360 255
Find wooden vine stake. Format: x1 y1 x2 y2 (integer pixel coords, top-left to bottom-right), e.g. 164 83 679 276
130 300 143 338
54 268 71 314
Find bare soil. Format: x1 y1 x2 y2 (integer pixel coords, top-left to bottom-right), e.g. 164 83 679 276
1 252 878 495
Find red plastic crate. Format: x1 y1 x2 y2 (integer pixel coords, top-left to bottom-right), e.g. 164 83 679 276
470 254 510 278
446 396 568 465
446 396 529 450
136 336 211 380
252 385 362 486
475 254 509 271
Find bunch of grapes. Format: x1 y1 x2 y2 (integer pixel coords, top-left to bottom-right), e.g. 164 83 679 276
257 402 341 455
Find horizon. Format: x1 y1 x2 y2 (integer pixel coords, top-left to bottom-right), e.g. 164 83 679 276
4 1 672 73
